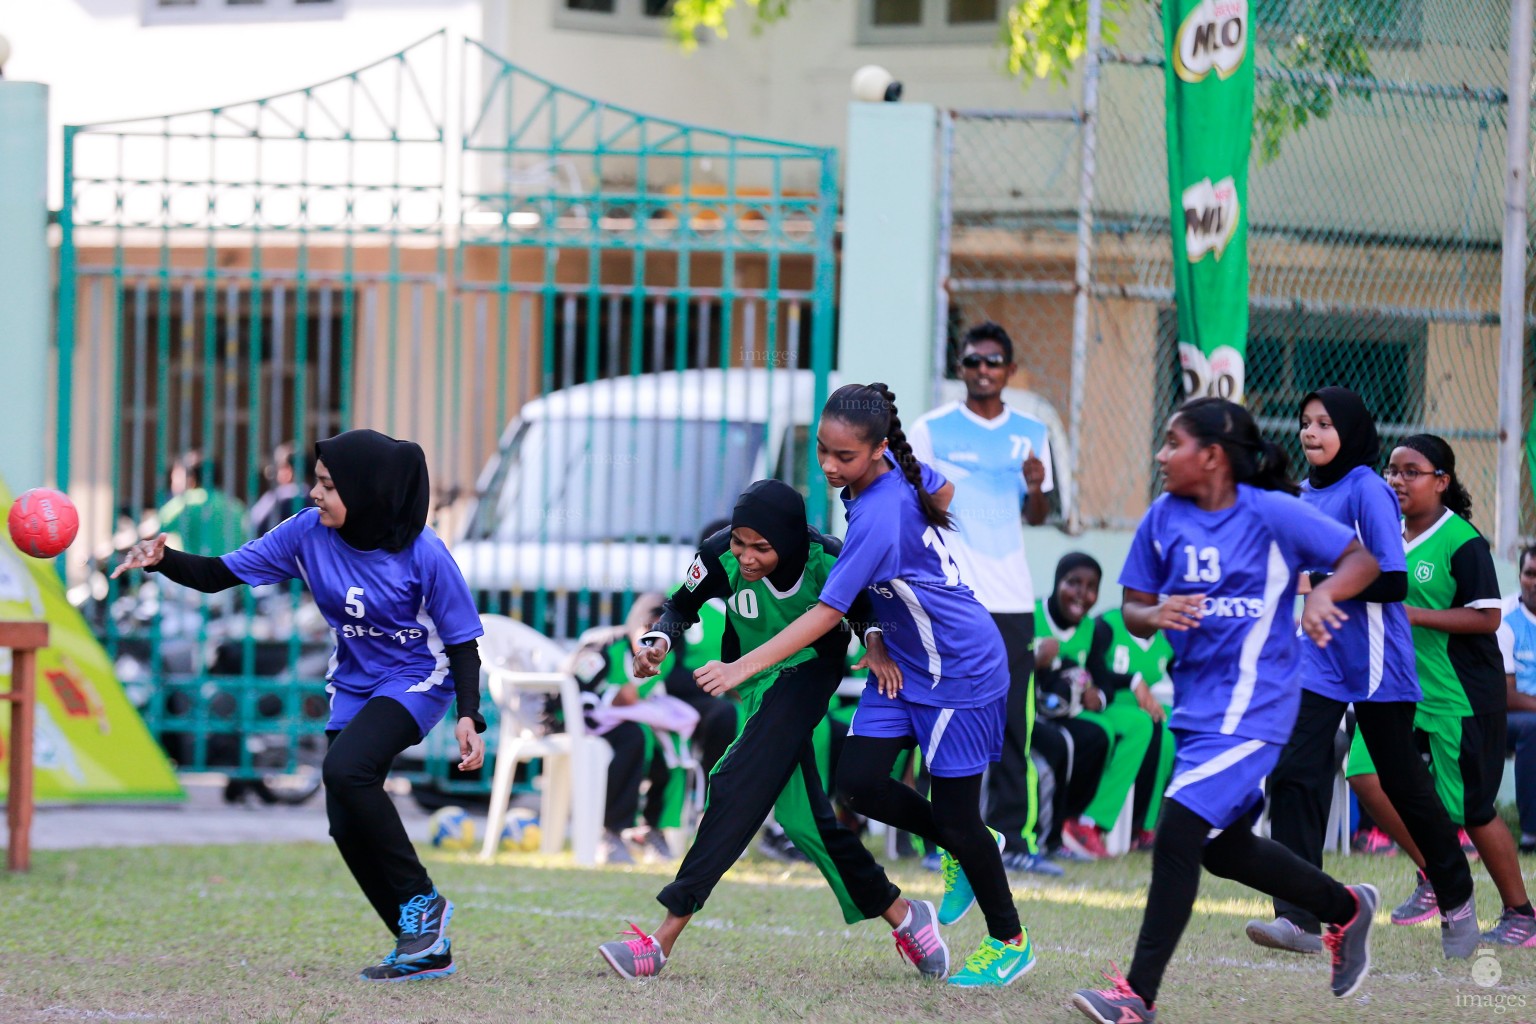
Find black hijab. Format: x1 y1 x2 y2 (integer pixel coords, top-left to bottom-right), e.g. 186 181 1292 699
731 479 810 591
314 429 430 552
1301 387 1380 490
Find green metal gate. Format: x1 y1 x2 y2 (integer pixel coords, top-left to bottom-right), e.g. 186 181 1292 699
54 32 839 789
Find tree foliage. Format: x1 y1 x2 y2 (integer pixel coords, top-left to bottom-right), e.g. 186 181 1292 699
668 0 1375 163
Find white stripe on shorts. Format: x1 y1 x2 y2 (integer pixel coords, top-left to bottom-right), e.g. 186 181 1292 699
1164 738 1266 802
925 708 955 763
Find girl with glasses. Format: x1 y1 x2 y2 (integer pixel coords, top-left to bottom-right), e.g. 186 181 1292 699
1348 434 1535 948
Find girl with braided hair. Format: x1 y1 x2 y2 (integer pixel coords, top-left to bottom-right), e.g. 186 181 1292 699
694 383 1035 987
1072 398 1382 1023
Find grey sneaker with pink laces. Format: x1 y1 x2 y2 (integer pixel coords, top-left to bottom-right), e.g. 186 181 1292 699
599 924 668 980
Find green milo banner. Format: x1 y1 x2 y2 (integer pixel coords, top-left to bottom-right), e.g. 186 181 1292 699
0 479 183 802
1166 0 1253 403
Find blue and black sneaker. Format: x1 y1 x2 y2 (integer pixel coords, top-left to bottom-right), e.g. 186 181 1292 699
360 937 457 982
394 887 454 964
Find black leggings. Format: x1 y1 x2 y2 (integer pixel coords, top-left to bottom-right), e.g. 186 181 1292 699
324 696 434 936
837 735 1021 942
1126 799 1358 1006
602 721 675 832
1269 693 1472 932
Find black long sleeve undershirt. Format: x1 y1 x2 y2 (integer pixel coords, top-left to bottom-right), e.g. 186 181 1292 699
147 547 242 592
445 639 485 733
148 547 485 732
1308 569 1407 605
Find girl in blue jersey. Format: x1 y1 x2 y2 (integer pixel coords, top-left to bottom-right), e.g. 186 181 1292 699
694 382 1031 988
115 430 485 983
1071 398 1381 1024
1250 388 1476 957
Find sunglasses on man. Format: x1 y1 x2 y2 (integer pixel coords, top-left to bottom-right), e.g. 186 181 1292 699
960 353 1008 369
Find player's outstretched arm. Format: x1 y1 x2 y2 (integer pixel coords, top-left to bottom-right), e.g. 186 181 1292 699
1303 540 1378 646
694 601 845 696
113 534 244 593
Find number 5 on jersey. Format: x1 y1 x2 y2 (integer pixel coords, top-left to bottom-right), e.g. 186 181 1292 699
345 586 366 618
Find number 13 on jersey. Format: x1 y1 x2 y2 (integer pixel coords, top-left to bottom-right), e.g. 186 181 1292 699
1182 545 1220 583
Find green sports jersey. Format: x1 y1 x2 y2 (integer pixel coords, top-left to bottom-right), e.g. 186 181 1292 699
1036 598 1094 667
720 540 838 687
1098 608 1173 688
1403 509 1506 716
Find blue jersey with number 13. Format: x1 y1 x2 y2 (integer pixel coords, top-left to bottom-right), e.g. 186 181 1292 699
1118 486 1355 743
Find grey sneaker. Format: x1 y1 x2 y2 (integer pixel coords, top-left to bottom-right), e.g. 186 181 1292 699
639 828 673 863
598 924 667 979
1001 850 1065 878
1441 897 1480 959
1245 916 1323 954
1390 871 1438 925
393 888 453 964
1324 884 1378 998
1480 907 1536 947
600 829 635 866
891 898 950 979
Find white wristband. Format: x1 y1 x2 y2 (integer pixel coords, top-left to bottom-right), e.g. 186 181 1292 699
638 631 672 654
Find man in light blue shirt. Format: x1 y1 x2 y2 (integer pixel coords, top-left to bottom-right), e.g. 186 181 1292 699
909 322 1056 874
1496 544 1536 852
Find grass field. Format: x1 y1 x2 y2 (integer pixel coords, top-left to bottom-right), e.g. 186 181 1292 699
1 840 1532 1024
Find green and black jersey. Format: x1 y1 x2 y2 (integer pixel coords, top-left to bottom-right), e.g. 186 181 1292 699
1404 509 1506 717
1098 608 1173 693
1035 597 1142 700
647 526 870 690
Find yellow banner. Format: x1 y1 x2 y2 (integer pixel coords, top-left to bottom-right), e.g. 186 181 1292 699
0 480 183 802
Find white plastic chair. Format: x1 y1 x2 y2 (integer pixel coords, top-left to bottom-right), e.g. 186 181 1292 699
476 614 612 866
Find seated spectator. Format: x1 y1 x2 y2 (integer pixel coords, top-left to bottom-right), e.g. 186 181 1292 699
154 450 248 557
1497 544 1536 854
250 442 307 538
1029 553 1112 863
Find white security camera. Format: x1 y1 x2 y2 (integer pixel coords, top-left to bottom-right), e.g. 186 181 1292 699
851 64 902 103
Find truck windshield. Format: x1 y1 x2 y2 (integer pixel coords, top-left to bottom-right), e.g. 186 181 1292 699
466 417 765 544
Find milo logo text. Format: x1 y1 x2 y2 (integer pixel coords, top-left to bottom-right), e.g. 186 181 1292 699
1174 0 1248 83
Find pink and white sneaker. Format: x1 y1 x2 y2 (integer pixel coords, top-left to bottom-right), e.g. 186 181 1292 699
599 923 668 980
1073 964 1156 1023
891 898 950 979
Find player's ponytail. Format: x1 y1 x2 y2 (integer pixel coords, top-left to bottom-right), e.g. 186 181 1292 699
1399 433 1474 522
823 382 955 530
1174 397 1299 496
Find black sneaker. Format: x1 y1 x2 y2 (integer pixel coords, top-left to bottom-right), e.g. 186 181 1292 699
1324 884 1379 998
394 887 453 964
758 825 809 863
360 937 457 982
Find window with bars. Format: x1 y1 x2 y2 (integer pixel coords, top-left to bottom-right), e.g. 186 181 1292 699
1253 0 1423 50
858 0 1001 45
553 0 676 36
1154 306 1427 486
144 0 343 26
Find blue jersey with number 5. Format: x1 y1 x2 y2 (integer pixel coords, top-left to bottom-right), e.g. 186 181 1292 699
820 456 1007 708
1118 486 1355 742
221 508 483 730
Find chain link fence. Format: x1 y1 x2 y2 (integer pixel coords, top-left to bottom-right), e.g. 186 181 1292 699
941 0 1528 532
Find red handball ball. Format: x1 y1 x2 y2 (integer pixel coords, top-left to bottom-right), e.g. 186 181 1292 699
8 488 80 559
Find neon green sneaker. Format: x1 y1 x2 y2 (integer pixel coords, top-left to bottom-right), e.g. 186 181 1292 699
946 932 1036 988
937 827 1006 926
